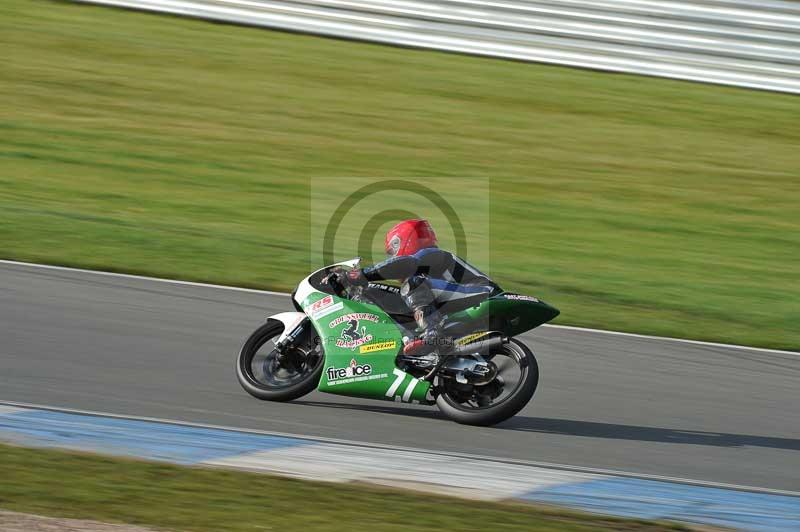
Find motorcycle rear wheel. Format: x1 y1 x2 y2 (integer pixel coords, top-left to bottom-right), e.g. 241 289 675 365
236 320 323 402
435 338 538 426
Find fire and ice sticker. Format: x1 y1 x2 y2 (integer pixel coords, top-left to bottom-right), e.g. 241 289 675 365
326 358 372 383
325 358 388 387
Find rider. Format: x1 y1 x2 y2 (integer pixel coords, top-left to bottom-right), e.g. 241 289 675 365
343 219 495 356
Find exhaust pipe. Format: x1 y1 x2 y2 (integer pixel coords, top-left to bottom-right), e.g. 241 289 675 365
452 334 508 355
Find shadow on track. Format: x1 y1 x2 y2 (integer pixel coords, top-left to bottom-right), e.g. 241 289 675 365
294 400 442 420
295 400 800 451
500 417 800 451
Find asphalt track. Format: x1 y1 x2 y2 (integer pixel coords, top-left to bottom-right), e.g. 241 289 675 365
1 261 798 492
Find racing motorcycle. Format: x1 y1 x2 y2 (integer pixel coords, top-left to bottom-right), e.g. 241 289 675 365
236 259 559 426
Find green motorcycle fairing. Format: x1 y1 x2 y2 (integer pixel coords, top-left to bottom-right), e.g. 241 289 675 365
305 293 431 403
298 273 432 404
449 292 560 338
296 260 559 405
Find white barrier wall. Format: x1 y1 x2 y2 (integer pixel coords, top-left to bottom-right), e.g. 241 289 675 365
75 0 800 93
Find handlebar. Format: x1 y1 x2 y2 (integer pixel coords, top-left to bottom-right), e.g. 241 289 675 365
321 267 367 303
321 268 347 298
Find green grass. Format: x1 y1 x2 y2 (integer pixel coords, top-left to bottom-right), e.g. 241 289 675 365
1 0 798 349
0 443 685 532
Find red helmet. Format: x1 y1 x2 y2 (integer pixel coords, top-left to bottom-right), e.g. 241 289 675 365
385 219 438 257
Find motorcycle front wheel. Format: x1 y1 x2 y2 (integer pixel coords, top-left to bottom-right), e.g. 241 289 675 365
435 338 538 426
236 320 323 402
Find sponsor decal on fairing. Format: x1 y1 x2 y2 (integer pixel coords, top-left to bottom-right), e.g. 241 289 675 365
325 359 388 386
308 295 333 313
306 295 344 319
329 312 380 349
328 313 380 328
359 340 397 354
336 335 373 349
455 331 491 346
503 294 540 303
313 301 343 319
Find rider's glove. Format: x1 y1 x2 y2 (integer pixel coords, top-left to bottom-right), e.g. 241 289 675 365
346 269 368 287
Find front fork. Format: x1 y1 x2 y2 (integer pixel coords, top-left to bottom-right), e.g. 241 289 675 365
273 317 317 370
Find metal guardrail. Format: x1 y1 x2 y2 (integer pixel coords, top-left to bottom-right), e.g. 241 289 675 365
75 0 800 93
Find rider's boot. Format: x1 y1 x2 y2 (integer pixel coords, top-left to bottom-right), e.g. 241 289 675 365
402 330 436 356
401 308 451 357
400 334 438 372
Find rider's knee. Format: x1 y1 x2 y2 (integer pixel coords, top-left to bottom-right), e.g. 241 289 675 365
401 275 434 310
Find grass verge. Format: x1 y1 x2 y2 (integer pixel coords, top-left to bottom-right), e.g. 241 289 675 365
1 0 798 349
0 443 686 532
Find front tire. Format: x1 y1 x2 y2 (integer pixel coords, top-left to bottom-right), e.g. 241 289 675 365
435 338 538 426
236 320 323 402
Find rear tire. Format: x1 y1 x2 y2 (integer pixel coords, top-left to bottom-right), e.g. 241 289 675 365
236 320 323 402
435 338 538 426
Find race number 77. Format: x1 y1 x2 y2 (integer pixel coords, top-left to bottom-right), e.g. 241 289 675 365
386 368 420 403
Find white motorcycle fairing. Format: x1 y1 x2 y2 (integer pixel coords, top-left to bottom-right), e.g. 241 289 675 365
269 258 360 344
268 312 308 344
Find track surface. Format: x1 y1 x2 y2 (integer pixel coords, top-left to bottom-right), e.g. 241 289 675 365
1 262 798 491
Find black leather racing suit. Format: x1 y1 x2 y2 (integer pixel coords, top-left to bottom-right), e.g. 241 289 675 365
361 247 495 334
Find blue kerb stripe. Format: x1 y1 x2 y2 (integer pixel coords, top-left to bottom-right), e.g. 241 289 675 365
521 477 800 532
0 409 310 464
